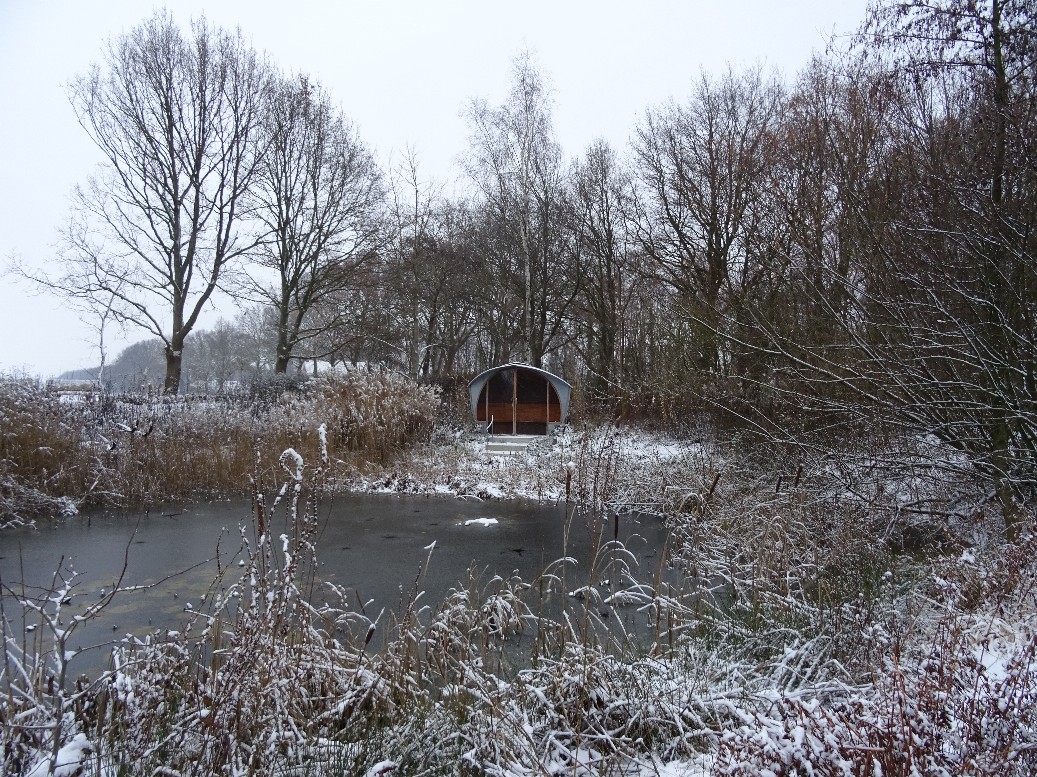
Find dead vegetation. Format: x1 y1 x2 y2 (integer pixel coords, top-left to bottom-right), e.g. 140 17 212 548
3 405 1036 774
0 373 438 527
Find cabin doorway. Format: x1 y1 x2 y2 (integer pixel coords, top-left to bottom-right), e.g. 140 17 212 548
474 366 563 435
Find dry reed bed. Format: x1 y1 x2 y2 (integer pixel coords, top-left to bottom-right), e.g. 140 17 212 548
0 373 438 526
3 418 1035 775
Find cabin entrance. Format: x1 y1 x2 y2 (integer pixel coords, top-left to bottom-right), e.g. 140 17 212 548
472 365 565 435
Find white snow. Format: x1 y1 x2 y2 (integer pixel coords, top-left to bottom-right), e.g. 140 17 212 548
8 422 1027 775
353 426 717 514
25 734 94 777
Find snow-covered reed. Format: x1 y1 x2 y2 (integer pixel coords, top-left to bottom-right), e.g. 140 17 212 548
3 405 1034 774
0 372 438 525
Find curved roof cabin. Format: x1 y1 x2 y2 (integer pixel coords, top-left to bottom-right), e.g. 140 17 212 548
469 363 571 435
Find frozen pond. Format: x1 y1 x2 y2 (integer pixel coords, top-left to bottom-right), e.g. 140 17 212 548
0 494 673 678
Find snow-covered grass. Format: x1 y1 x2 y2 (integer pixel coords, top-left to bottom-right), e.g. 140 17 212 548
6 501 1034 775
354 423 720 512
4 378 1036 774
0 372 438 525
0 378 85 525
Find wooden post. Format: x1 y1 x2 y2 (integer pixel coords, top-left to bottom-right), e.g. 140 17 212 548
512 367 517 435
484 380 490 435
545 378 550 432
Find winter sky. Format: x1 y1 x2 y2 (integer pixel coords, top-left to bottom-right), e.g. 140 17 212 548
0 0 868 378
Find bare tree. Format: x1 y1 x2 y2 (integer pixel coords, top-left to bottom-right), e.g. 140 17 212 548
45 11 269 394
383 151 444 377
187 319 249 391
381 153 481 379
463 53 581 369
570 140 644 402
856 0 1037 537
749 1 1037 538
632 67 783 380
249 73 384 373
768 55 893 347
428 202 483 377
231 304 279 377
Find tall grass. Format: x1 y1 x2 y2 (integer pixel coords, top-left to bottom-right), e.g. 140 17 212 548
0 372 438 525
0 378 84 524
3 406 1035 774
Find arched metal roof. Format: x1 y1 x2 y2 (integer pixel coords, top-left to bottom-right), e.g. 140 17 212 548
468 362 572 428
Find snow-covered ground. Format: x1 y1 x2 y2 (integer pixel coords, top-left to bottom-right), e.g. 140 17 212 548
353 424 719 515
5 422 1035 775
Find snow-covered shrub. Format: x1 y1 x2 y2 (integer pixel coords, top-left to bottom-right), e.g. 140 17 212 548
5 408 1034 775
63 448 386 776
710 531 1037 776
356 421 725 513
714 619 1037 776
0 548 127 777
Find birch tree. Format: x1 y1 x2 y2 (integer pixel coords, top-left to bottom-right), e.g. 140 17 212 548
463 53 581 369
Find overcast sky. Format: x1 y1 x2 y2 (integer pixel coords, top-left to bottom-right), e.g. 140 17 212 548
0 0 868 378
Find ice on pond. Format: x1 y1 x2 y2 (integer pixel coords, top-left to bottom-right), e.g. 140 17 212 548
464 517 499 527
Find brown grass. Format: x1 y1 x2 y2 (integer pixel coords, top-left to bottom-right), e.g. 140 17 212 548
0 372 439 524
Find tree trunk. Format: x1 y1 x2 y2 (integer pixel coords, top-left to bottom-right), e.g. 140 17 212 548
274 299 293 374
163 344 184 395
988 415 1022 542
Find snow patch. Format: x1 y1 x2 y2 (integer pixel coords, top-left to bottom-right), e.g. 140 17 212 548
25 734 94 777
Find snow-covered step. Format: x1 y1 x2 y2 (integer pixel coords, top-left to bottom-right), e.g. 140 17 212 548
485 435 539 456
